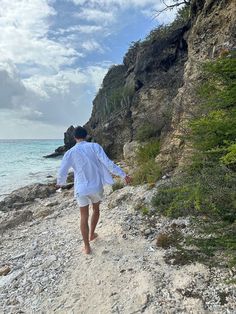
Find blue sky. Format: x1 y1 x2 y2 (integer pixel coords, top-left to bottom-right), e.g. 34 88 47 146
0 0 179 139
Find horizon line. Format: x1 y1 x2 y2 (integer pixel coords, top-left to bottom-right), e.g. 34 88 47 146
0 138 64 140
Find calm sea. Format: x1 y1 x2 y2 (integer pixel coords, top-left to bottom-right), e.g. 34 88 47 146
0 139 63 200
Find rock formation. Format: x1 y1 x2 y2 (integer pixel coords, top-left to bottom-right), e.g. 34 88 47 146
84 0 235 168
47 1 235 169
44 126 76 158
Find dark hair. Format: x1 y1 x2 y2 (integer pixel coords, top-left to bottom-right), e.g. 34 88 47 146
74 126 88 139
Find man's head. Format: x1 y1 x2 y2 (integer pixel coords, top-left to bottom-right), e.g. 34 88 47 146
74 126 88 140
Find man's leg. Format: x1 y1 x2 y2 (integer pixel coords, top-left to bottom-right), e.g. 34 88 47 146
80 205 91 254
90 201 100 241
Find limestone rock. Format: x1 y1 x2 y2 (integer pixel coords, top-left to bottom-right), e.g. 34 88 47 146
0 265 11 276
83 0 235 167
123 141 140 161
0 183 56 212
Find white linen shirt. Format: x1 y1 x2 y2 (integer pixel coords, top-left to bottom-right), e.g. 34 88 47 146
57 141 126 196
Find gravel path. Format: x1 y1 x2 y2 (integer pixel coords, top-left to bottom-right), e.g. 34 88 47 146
0 185 235 313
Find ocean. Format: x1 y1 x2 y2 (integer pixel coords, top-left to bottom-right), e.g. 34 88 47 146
0 139 64 200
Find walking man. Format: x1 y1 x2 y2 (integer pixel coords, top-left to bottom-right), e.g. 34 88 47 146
56 126 131 254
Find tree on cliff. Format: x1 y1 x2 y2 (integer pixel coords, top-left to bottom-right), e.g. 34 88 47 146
155 0 191 17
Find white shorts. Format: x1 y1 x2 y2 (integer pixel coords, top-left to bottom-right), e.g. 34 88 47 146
76 190 103 207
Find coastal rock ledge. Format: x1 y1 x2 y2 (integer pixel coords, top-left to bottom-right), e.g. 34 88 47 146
44 126 76 158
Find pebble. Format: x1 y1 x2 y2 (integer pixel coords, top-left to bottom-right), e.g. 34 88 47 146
0 265 11 276
144 228 152 236
11 252 26 260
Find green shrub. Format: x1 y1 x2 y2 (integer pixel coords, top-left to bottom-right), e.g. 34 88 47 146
152 165 236 222
112 181 124 191
136 124 159 142
221 143 236 169
132 160 161 185
136 139 160 164
132 138 161 185
189 52 236 165
140 206 149 215
144 5 190 45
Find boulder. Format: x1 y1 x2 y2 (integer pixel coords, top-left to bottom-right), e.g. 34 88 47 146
123 141 140 161
0 183 56 212
44 125 76 158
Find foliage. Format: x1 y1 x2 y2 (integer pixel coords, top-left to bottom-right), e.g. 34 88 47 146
189 52 236 167
144 5 190 45
136 139 160 164
125 4 190 61
102 85 135 117
132 138 161 185
132 160 162 185
136 124 159 142
112 181 124 191
156 230 182 249
221 143 236 168
186 220 236 268
152 165 236 222
140 206 149 215
151 53 236 267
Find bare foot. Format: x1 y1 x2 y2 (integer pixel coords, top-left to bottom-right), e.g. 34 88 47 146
82 245 91 254
90 233 98 241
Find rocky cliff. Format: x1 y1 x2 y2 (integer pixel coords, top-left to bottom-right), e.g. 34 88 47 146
84 0 236 168
44 126 76 158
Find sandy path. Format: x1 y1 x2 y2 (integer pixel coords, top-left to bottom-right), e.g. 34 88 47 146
1 185 235 314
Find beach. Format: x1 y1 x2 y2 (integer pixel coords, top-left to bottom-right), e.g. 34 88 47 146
0 179 235 313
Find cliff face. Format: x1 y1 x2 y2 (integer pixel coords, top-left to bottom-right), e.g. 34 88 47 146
85 0 236 166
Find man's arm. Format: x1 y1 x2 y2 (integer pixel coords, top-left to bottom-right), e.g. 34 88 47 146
94 143 131 184
56 151 72 187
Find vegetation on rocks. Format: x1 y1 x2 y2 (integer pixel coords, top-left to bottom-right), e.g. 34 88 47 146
152 52 236 267
132 139 161 185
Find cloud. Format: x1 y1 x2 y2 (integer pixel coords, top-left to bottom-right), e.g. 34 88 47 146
75 8 115 24
70 0 182 24
57 25 104 35
81 40 104 53
141 1 184 24
0 0 181 138
0 0 79 71
0 62 26 109
5 65 109 126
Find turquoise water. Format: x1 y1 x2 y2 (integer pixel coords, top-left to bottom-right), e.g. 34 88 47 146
0 139 63 200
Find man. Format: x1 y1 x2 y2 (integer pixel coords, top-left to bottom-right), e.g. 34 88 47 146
56 126 131 254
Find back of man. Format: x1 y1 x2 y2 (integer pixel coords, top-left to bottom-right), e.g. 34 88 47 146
57 126 131 254
66 141 106 196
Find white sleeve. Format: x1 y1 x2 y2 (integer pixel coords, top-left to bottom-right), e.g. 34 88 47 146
57 151 72 185
94 144 126 178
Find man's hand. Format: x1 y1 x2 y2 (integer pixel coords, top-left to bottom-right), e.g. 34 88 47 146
125 175 132 185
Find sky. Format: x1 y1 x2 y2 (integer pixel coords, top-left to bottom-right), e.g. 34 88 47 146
0 0 179 139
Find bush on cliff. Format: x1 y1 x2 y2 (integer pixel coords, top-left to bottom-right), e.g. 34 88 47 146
151 53 236 266
136 124 160 142
132 139 161 185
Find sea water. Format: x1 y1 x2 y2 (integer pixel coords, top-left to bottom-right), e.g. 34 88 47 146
0 139 63 200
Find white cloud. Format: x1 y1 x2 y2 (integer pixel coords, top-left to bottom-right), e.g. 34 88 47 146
0 0 181 138
70 0 174 9
57 25 104 35
0 62 26 109
75 8 115 24
71 0 181 24
0 0 79 71
0 64 108 126
141 1 183 24
81 40 104 53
